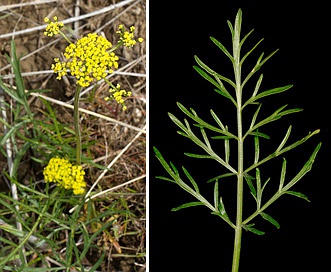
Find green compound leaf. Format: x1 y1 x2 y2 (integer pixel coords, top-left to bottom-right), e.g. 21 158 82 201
260 212 280 229
171 201 205 211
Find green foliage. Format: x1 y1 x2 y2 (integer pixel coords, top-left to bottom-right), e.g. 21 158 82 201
154 8 321 272
0 39 142 271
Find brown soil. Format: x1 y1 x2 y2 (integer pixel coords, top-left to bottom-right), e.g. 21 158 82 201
0 0 146 271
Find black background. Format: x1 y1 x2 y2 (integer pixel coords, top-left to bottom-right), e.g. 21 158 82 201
149 1 329 271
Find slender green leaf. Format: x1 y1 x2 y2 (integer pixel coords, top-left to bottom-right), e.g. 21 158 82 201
0 119 30 146
0 235 17 248
282 142 322 191
182 166 200 193
177 131 190 138
245 130 320 173
176 102 237 138
10 39 25 99
170 161 179 176
12 141 32 176
227 19 234 36
247 227 265 235
250 105 303 133
153 147 177 180
213 180 219 211
0 219 26 238
207 172 236 183
210 109 225 130
244 85 293 108
254 85 293 102
249 103 262 130
200 127 211 148
249 131 270 139
209 36 234 62
224 126 230 163
0 79 25 105
26 88 51 96
211 135 234 140
278 158 287 191
284 191 310 202
233 8 242 60
242 49 279 88
240 36 263 65
243 224 265 235
155 176 175 183
251 74 264 99
168 113 187 133
193 65 224 91
244 173 256 197
194 56 236 89
211 197 229 220
261 177 271 195
77 220 114 265
260 212 280 229
218 197 227 216
184 153 213 159
276 126 292 152
254 132 260 164
171 201 205 211
88 250 105 272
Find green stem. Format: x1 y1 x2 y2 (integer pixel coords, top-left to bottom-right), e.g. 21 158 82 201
74 85 82 165
59 30 73 44
103 77 117 89
232 108 244 272
108 40 123 53
231 13 243 272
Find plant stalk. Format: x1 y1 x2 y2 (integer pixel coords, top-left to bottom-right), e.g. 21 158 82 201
232 102 244 272
74 85 82 165
231 12 244 271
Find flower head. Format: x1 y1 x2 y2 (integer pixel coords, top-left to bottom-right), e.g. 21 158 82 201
116 24 144 48
104 83 132 111
43 157 86 195
51 33 119 87
44 16 64 37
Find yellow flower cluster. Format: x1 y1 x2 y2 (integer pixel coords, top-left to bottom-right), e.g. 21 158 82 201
51 33 119 87
44 16 64 37
116 24 144 47
43 157 86 195
104 84 132 111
